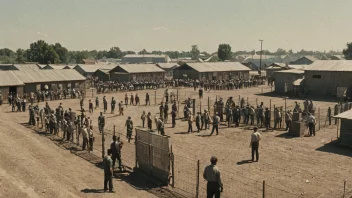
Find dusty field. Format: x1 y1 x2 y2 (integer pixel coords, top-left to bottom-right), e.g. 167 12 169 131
2 85 352 198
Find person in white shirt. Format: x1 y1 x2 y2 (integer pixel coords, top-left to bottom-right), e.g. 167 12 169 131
250 127 262 162
307 113 316 136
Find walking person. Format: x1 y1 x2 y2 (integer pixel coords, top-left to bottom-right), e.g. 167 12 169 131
103 149 115 193
147 112 152 130
308 113 316 136
125 116 133 143
110 136 122 171
210 114 220 136
203 156 223 198
250 127 261 162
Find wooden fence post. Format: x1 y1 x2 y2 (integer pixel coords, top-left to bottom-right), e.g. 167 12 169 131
135 132 138 169
171 145 175 187
263 180 266 198
256 98 258 106
343 179 347 198
200 100 202 114
178 100 180 119
192 99 196 116
238 95 240 106
208 97 210 112
114 125 116 137
196 160 200 198
102 128 105 159
154 91 157 105
318 108 321 130
177 88 179 101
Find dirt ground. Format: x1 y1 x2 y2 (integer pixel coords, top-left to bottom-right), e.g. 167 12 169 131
1 85 352 198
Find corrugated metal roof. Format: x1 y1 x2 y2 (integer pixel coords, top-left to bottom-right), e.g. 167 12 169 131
12 70 85 83
333 109 352 119
115 64 166 73
184 62 251 72
287 65 306 70
304 60 352 71
14 64 41 71
74 64 115 73
275 69 304 74
94 69 111 74
156 63 179 69
0 71 24 86
123 54 166 58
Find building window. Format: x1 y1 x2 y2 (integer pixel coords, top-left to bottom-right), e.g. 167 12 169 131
312 75 321 79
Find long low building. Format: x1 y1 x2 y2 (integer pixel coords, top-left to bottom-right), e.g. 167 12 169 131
0 70 86 101
73 64 115 77
304 60 352 96
173 62 251 80
109 64 166 82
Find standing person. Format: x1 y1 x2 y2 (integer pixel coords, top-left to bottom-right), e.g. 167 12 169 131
285 110 293 131
196 112 201 132
110 136 122 171
250 127 261 162
103 96 107 113
125 116 133 143
22 98 26 112
111 97 116 114
159 102 164 121
210 114 220 136
82 126 89 150
308 113 316 136
273 107 280 130
80 97 84 110
141 111 146 128
147 112 152 130
171 110 177 128
98 112 105 134
95 97 99 109
225 105 232 128
188 113 193 133
203 156 223 198
157 117 165 136
327 107 332 125
145 93 150 106
124 94 128 107
249 106 255 125
199 87 203 99
88 125 94 151
204 110 210 130
164 102 169 123
135 94 140 106
103 149 114 193
130 93 134 105
264 108 271 130
89 99 94 113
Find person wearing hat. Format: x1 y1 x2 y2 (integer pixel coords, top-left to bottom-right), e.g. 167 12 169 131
203 156 223 198
210 114 220 136
125 116 133 142
250 127 261 162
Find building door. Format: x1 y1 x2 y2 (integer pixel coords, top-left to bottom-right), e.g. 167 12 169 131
9 86 17 95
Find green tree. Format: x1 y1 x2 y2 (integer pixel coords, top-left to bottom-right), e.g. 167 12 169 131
138 49 148 55
217 44 232 61
52 43 68 63
108 47 122 58
27 40 59 64
191 45 200 60
0 48 15 57
15 49 25 63
343 42 352 60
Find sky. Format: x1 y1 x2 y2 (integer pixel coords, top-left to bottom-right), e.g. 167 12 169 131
0 0 351 53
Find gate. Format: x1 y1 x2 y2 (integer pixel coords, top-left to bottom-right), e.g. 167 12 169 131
135 129 170 185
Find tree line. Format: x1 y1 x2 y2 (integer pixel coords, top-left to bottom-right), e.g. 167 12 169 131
0 40 348 64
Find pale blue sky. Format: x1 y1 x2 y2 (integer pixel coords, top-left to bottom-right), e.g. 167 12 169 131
0 0 351 53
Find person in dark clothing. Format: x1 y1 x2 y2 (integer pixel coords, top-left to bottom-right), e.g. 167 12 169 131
110 136 122 171
145 93 150 106
171 110 176 128
104 149 115 193
264 108 271 130
196 112 201 132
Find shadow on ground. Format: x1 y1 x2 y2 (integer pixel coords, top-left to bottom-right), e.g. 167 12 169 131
316 140 352 158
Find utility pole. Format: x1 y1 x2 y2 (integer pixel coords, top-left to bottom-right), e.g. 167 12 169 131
259 39 264 76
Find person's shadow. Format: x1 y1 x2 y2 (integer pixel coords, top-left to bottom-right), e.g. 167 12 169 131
80 188 106 193
236 160 253 165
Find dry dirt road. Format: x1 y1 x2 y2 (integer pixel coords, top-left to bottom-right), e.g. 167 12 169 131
0 105 158 198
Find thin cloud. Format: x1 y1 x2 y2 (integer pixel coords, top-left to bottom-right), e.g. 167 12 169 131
152 26 170 31
36 32 48 37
